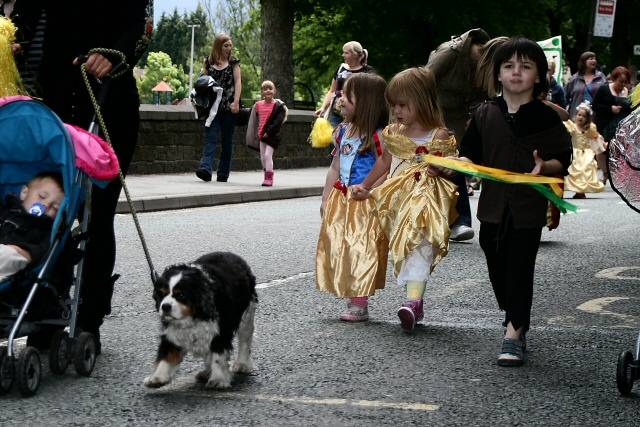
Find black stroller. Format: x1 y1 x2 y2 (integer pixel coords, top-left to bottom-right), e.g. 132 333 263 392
0 95 118 397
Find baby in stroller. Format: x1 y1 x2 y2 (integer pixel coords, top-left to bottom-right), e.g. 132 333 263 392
0 171 64 282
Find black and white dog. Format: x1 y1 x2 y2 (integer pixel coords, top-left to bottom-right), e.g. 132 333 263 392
144 252 257 389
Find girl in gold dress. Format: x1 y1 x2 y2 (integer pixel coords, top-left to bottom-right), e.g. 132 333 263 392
564 102 605 198
351 68 459 332
316 73 389 322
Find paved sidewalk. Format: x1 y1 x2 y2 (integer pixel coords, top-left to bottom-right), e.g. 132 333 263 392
116 167 327 213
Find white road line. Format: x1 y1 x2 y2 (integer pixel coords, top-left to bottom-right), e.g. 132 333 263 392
222 392 439 411
256 271 314 289
151 380 439 411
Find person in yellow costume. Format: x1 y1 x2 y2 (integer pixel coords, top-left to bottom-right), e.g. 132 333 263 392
564 102 605 198
0 16 24 97
316 73 389 322
351 67 459 332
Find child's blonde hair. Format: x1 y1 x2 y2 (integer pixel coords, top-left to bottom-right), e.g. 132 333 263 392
386 67 444 130
575 101 593 125
261 80 275 91
342 73 388 153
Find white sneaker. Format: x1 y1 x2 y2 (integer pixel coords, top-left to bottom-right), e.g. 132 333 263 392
450 225 474 241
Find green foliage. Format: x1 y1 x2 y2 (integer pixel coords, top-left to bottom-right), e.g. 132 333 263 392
137 51 189 103
209 0 262 102
139 5 213 77
292 0 640 107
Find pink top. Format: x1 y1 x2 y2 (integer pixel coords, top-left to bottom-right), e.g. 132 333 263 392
255 100 276 139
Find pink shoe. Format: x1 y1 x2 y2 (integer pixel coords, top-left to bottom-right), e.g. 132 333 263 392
397 300 423 332
340 297 369 322
262 170 274 187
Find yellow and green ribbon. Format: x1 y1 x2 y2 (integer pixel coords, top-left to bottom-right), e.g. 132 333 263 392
423 155 578 213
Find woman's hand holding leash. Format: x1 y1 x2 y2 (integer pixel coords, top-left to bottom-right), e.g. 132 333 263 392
73 53 113 79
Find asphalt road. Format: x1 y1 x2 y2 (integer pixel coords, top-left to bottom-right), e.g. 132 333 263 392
1 188 639 426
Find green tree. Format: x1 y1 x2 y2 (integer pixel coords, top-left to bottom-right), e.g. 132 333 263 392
137 51 189 103
201 0 262 101
186 5 214 77
140 9 188 67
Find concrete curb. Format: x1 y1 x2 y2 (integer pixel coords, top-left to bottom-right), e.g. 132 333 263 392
116 186 323 214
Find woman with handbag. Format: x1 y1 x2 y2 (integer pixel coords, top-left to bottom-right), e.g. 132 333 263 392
314 41 374 127
245 80 288 186
195 32 242 183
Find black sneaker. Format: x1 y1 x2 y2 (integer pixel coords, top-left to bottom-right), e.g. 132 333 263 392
216 176 228 182
195 168 212 182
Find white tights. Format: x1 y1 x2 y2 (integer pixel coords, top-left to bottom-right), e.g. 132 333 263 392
260 142 274 171
397 241 434 286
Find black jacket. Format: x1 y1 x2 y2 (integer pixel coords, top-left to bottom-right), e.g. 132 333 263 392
0 195 53 265
12 0 149 126
261 100 288 149
461 98 572 228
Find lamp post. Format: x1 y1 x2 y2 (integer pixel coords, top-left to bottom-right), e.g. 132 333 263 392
187 24 200 91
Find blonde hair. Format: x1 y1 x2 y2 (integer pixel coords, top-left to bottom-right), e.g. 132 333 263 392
575 101 593 125
474 36 509 97
343 41 368 66
208 33 233 66
342 73 388 153
261 80 275 90
386 67 444 130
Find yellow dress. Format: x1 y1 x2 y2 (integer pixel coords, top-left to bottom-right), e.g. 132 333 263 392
371 124 459 277
316 187 389 297
564 121 605 193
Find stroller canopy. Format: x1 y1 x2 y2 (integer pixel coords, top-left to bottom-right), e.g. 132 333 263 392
0 96 76 219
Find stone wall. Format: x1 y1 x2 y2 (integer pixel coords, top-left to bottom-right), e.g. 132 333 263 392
130 105 331 174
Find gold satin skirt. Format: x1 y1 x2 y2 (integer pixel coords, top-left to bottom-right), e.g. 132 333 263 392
565 148 604 193
371 163 458 277
316 187 389 298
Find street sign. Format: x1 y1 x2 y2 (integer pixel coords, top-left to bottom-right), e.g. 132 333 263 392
593 0 617 38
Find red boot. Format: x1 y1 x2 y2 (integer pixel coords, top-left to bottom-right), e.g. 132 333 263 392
262 170 273 187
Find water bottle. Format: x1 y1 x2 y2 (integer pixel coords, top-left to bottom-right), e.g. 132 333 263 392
28 202 46 217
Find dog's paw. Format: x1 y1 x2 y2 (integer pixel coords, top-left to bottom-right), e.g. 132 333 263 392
230 359 253 374
205 377 231 389
205 368 232 389
195 370 211 384
143 375 170 388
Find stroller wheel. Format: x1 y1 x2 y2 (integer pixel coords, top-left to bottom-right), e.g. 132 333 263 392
73 332 97 377
16 346 41 397
49 330 70 375
0 347 15 394
616 350 635 396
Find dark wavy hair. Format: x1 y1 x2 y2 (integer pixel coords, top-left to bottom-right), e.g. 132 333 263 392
577 51 596 74
492 37 549 99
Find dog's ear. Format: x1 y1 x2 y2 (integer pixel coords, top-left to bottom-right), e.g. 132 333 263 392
191 272 217 320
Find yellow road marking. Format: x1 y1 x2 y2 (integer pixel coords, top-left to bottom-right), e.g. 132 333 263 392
595 266 640 281
576 296 638 327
